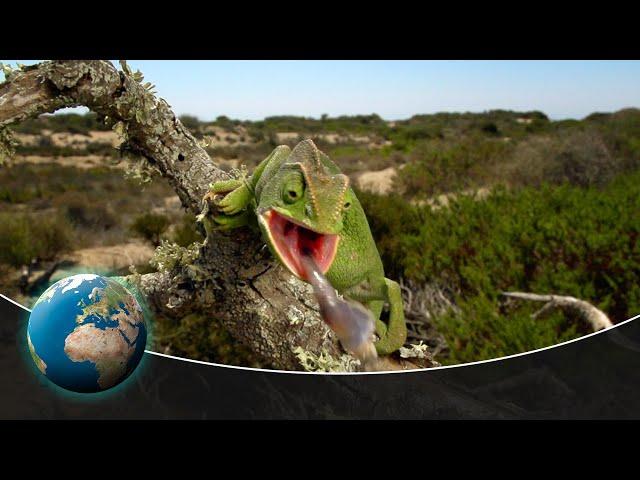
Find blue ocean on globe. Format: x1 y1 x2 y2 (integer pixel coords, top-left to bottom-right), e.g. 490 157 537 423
27 274 147 393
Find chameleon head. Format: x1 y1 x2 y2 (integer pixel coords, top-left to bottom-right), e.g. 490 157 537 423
257 139 353 281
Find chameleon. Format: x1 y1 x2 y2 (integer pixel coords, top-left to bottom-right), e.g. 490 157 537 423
201 139 407 358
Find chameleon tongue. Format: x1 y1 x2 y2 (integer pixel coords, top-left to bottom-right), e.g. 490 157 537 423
300 254 378 365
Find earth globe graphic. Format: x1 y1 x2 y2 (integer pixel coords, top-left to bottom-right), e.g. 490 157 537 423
27 274 147 393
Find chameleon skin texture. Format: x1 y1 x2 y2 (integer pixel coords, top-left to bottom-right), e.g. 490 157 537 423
204 139 407 355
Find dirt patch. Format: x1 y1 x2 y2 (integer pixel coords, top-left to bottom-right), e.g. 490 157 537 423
202 125 254 147
416 187 492 209
50 130 119 148
275 132 379 146
15 155 122 170
355 167 397 195
15 130 120 149
275 132 301 143
66 241 155 272
13 133 41 147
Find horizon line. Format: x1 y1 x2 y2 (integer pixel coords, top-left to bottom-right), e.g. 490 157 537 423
47 105 640 123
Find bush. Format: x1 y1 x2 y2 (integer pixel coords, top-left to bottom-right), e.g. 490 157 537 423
130 213 170 246
179 115 201 133
544 131 616 187
355 189 425 280
171 214 204 247
0 213 72 267
358 171 640 363
12 112 108 135
398 175 640 321
152 313 262 367
395 136 512 197
436 295 579 364
55 191 117 230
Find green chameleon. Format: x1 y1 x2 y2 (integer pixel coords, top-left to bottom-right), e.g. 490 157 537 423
202 139 407 356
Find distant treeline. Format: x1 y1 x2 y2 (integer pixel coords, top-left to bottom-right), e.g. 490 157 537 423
15 108 631 139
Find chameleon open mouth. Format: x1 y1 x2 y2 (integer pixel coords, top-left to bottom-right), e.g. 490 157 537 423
260 209 339 281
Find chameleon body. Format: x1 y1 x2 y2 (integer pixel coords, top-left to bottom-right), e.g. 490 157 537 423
202 139 406 355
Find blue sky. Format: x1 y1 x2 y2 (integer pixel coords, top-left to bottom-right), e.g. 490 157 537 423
3 60 640 121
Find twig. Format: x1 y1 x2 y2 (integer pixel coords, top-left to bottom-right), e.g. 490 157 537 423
500 291 613 331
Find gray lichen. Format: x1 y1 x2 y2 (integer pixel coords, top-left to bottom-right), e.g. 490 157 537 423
293 346 360 372
0 127 18 166
287 305 305 325
399 341 429 359
150 240 201 273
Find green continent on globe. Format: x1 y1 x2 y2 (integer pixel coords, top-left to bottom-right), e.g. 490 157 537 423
66 280 145 390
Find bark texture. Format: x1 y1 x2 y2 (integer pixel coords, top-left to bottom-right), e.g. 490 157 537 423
0 60 423 371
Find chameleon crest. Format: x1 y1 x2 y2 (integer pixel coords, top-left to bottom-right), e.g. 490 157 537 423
287 139 350 231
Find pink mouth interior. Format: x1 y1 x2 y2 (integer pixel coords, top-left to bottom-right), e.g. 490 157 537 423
265 210 339 281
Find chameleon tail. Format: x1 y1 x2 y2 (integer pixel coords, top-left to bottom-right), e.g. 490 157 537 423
374 278 408 355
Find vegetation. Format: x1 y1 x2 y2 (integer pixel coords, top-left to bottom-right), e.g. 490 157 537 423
12 112 110 135
0 212 72 267
153 313 262 367
130 213 170 246
171 213 204 247
2 107 639 366
359 171 640 364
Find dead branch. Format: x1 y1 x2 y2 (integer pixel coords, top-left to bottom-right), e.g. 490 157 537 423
19 259 75 295
400 279 452 356
500 291 613 331
0 60 429 371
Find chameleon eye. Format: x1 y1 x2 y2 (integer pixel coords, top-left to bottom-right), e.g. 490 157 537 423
283 177 304 204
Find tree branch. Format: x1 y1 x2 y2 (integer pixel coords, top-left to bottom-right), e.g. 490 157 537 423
500 291 613 331
0 60 423 371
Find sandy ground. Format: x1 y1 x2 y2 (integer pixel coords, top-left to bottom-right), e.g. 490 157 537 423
15 130 120 148
14 155 123 170
416 187 492 209
2 240 156 305
64 240 155 273
356 167 397 195
274 131 385 147
202 125 254 147
51 130 120 148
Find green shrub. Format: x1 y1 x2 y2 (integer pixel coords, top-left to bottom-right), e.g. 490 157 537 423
12 112 109 135
171 214 204 247
359 171 640 364
152 313 262 367
398 175 640 321
436 295 579 364
179 115 201 133
355 189 425 280
395 136 512 197
130 213 170 246
0 212 72 267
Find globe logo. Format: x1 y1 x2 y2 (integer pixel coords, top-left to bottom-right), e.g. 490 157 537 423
27 274 147 393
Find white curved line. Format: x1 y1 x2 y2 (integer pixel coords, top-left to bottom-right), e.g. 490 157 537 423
4 292 639 376
0 294 30 312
